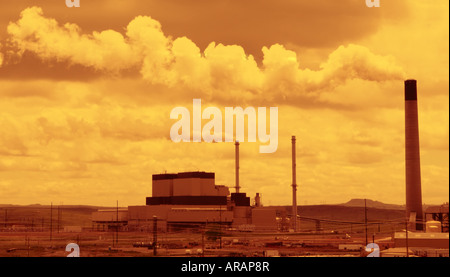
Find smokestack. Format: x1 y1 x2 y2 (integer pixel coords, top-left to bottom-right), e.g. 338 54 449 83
292 136 297 232
235 141 240 193
405 79 423 230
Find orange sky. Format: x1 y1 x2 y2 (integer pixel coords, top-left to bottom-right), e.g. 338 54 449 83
0 0 448 206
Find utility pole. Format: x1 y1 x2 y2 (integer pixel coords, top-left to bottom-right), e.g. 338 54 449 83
27 236 30 257
292 136 298 232
219 205 222 249
201 227 205 257
60 203 63 233
405 219 409 257
364 199 368 246
235 141 240 193
153 216 157 256
50 202 53 245
57 205 60 234
116 200 119 246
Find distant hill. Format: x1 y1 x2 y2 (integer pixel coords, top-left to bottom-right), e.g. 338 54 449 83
340 199 404 210
340 199 436 211
0 204 111 209
0 204 117 228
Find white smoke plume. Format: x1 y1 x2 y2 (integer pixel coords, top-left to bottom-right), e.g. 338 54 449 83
6 7 406 101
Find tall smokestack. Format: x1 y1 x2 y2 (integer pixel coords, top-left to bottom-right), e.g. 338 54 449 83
405 79 423 230
235 141 240 193
292 136 298 232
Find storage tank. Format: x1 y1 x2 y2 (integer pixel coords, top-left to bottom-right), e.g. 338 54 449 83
426 221 442 233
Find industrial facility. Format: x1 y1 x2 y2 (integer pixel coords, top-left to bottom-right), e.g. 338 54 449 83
0 79 447 257
93 142 281 233
89 79 450 257
128 171 278 232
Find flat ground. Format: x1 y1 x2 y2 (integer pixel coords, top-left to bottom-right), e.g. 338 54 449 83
0 204 405 257
0 230 385 257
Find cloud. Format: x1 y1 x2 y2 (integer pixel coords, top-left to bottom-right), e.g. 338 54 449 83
1 0 410 57
7 7 139 72
0 116 29 156
262 44 406 99
6 7 405 104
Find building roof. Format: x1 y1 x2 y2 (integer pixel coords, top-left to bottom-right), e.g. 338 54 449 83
97 209 128 212
395 232 449 240
425 204 449 214
381 248 414 254
152 172 215 181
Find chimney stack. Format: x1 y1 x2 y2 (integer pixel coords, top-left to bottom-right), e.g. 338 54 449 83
405 79 423 230
255 193 261 207
292 136 298 232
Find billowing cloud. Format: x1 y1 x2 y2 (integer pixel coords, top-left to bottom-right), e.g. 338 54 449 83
6 7 405 103
0 0 410 59
7 7 139 72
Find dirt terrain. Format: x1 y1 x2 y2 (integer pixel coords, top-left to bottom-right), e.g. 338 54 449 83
0 203 405 257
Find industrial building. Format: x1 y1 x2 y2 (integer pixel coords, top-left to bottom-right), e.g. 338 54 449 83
92 171 279 232
425 204 449 233
136 171 280 231
92 142 281 232
92 209 128 231
389 227 449 257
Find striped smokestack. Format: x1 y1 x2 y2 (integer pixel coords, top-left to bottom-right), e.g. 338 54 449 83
405 79 423 230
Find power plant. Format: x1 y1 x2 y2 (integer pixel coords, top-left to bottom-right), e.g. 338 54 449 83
89 79 448 257
93 140 280 233
93 135 302 233
3 80 447 257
